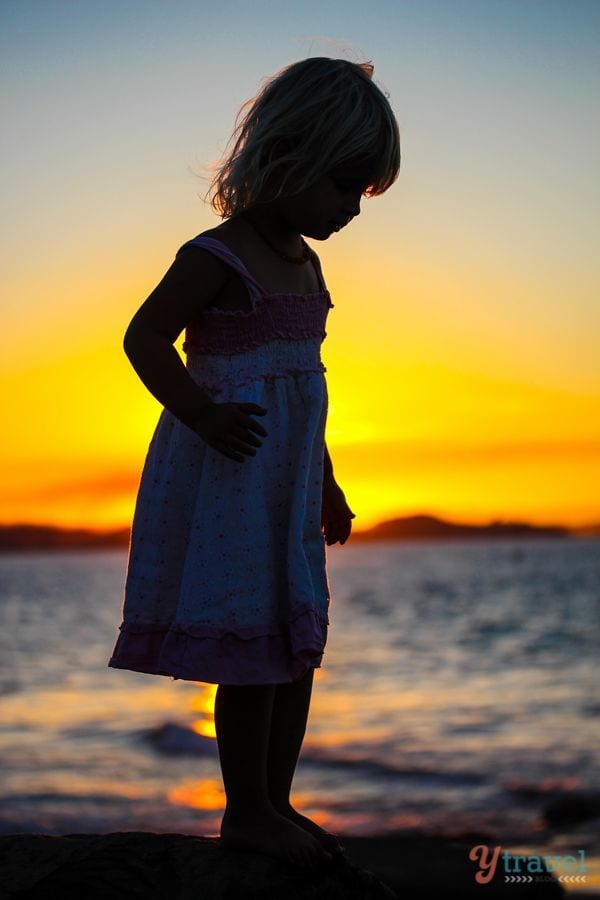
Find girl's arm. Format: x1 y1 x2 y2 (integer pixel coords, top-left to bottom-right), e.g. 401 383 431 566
324 442 335 482
123 247 230 429
124 331 213 430
322 443 356 545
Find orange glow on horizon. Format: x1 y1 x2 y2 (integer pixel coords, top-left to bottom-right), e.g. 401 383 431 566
1 434 597 535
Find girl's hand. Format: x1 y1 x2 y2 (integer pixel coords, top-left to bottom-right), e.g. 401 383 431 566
321 477 356 546
192 402 268 462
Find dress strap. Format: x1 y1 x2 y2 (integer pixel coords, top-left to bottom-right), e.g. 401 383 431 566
176 236 266 304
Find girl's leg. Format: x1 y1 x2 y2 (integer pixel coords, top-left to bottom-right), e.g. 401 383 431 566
214 682 275 814
214 681 332 867
266 667 315 810
266 667 347 856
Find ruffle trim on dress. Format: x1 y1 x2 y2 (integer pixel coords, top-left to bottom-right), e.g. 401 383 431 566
183 332 330 357
108 604 329 685
189 366 327 393
200 290 333 317
185 337 326 380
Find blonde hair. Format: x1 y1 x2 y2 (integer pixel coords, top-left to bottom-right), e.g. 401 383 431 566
204 57 401 219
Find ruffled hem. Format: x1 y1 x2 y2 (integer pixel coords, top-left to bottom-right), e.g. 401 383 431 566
108 606 328 685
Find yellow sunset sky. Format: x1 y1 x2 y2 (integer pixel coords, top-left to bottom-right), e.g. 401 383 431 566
1 1 599 532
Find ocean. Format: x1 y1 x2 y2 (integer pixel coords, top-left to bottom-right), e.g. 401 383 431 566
1 537 598 890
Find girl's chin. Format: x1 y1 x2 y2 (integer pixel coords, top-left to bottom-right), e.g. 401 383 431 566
303 222 337 240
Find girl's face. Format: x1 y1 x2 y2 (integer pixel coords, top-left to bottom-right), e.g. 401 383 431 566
279 165 373 241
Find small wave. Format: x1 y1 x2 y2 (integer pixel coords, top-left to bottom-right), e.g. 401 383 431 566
301 747 487 785
140 722 217 756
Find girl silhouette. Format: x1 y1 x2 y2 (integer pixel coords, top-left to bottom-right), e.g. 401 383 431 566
109 56 400 869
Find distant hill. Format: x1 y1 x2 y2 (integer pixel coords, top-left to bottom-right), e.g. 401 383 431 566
570 521 600 537
351 514 576 541
0 524 131 552
0 514 595 552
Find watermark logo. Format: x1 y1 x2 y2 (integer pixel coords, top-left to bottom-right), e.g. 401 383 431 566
468 844 588 885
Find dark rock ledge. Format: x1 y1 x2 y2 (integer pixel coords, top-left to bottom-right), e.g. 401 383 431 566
0 831 567 899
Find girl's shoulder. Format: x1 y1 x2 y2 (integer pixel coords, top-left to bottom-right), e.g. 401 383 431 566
179 222 253 277
176 223 242 281
189 220 243 255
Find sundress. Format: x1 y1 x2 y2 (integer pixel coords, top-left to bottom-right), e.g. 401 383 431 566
108 235 334 684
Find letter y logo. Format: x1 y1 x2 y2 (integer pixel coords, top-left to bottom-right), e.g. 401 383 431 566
469 844 502 884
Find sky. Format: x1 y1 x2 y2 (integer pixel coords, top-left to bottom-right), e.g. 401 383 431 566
1 0 599 531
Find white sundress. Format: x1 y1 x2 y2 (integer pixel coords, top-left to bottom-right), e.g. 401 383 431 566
108 235 334 684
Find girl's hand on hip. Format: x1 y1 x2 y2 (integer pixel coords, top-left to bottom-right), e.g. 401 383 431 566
193 402 268 462
321 478 356 546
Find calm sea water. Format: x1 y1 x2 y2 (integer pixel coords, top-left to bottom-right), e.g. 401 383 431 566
1 538 599 879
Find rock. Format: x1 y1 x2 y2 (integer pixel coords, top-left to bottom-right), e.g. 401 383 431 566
0 831 396 900
0 831 568 899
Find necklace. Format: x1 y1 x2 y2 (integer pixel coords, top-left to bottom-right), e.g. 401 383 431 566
240 210 311 264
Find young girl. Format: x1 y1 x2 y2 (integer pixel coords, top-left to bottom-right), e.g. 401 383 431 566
109 56 400 869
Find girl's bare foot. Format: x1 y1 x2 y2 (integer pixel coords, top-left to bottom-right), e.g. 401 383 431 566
220 806 333 868
274 803 347 857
